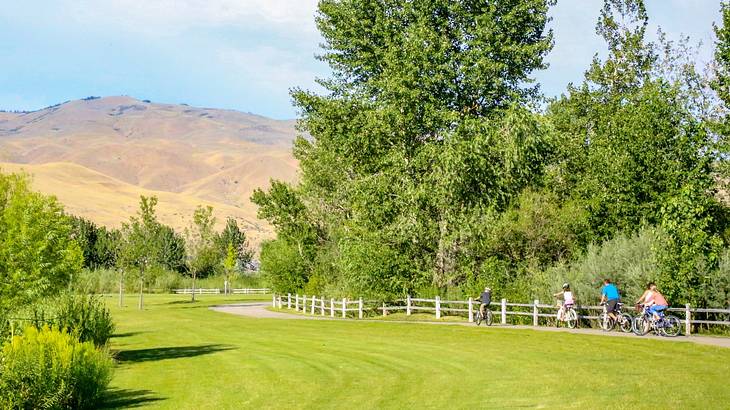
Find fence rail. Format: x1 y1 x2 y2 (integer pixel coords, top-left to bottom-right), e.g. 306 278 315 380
273 294 730 335
173 288 220 294
231 288 271 294
173 288 270 295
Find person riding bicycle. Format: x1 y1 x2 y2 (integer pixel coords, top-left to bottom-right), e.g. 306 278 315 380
637 282 668 321
553 283 574 321
479 287 492 317
600 278 620 321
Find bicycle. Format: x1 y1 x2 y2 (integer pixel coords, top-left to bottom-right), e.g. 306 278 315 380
632 304 681 337
556 302 578 329
598 302 633 333
474 305 493 326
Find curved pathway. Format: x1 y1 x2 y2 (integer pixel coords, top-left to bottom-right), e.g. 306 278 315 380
211 302 730 349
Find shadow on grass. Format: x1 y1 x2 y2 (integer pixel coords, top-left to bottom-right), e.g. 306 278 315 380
165 300 198 305
98 388 164 409
115 344 236 363
110 331 147 339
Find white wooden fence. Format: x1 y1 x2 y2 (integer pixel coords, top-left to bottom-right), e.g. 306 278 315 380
173 288 220 294
273 294 730 335
173 288 270 295
232 288 271 294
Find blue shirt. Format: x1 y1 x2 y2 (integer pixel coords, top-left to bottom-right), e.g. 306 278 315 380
602 284 619 300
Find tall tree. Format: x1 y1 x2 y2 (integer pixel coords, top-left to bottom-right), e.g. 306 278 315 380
185 206 218 302
547 0 725 304
254 0 555 296
216 217 253 271
0 171 83 314
118 196 163 310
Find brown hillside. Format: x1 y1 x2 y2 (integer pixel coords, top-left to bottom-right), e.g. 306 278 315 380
0 96 299 248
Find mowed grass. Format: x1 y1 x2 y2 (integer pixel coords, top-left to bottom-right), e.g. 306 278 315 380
105 294 730 409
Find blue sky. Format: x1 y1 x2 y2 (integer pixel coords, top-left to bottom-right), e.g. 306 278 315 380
0 1 724 119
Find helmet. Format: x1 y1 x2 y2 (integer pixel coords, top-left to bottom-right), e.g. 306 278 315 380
484 287 491 291
562 283 569 289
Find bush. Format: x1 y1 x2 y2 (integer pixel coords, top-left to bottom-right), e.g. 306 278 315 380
531 228 659 304
55 294 115 347
9 294 114 347
0 326 113 409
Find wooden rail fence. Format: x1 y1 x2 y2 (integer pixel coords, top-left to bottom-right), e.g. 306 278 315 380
273 294 730 335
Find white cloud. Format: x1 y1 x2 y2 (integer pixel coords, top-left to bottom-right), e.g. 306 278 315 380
65 0 319 37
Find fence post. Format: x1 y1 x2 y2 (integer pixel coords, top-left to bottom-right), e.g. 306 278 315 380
295 294 299 311
382 302 387 317
407 295 412 316
320 297 325 316
303 295 307 313
287 293 291 309
272 294 276 307
501 298 507 325
468 297 474 323
359 298 364 319
435 296 441 319
311 296 316 315
330 298 335 317
533 299 539 327
685 304 692 336
342 298 346 318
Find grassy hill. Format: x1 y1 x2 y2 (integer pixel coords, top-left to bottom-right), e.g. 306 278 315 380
0 96 299 247
0 162 274 247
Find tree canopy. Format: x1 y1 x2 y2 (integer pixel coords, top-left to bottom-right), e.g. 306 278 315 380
254 0 730 306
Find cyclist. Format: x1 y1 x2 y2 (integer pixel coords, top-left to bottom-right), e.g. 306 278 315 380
554 283 574 321
479 287 492 317
600 278 620 321
637 282 668 321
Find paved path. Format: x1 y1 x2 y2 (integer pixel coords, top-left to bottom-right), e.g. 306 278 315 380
211 302 730 349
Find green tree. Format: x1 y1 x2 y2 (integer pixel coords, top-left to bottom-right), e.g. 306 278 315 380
185 206 218 302
216 217 253 272
547 0 717 236
68 215 121 269
545 0 727 306
254 0 555 297
0 171 83 314
157 224 187 273
118 196 162 310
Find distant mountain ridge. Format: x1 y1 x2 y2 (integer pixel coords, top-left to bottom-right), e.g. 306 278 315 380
0 96 299 247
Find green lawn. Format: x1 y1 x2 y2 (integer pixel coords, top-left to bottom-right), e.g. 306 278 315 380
105 294 730 409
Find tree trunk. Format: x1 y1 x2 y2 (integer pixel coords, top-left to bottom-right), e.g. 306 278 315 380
192 272 196 302
119 271 124 308
138 274 144 310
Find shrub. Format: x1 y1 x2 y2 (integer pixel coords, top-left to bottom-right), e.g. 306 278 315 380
9 294 114 347
532 228 659 304
0 326 113 409
54 294 115 347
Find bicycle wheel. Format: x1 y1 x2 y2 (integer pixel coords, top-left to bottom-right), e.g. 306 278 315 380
475 311 482 326
598 313 614 331
633 316 650 336
566 309 578 329
619 313 633 333
485 309 493 326
661 316 682 337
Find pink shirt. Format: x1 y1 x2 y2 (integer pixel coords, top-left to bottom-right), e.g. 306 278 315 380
653 292 668 306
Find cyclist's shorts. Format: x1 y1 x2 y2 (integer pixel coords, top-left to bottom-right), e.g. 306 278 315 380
606 299 618 313
649 305 667 316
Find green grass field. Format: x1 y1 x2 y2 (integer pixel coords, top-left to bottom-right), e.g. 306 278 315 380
105 294 730 409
